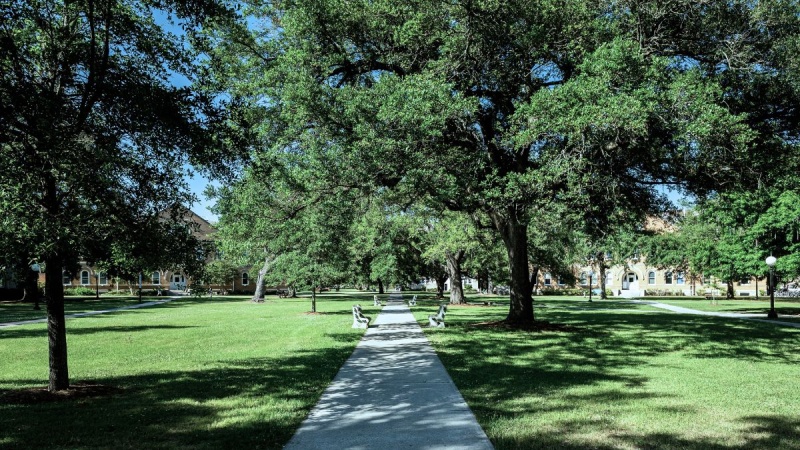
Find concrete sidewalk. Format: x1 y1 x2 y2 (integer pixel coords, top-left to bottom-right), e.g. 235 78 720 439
631 300 800 329
284 294 494 450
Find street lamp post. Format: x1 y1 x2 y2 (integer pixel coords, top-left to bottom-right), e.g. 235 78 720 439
765 256 778 319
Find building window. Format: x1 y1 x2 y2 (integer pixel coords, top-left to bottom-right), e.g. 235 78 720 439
242 272 249 286
543 273 551 286
740 278 751 285
648 271 656 285
676 272 685 285
557 276 565 285
665 271 673 284
703 274 711 285
99 272 107 285
606 272 613 285
580 272 588 286
63 271 71 285
152 271 160 285
80 270 90 285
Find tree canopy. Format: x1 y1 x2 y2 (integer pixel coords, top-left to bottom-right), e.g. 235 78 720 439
195 0 800 326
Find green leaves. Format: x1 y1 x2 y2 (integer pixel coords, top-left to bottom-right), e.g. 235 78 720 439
197 0 800 322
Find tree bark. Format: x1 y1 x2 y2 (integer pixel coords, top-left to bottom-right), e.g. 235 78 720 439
251 254 271 302
45 254 69 391
599 259 607 299
445 249 466 304
726 279 734 299
25 269 41 310
435 274 446 298
529 266 539 296
311 286 316 312
477 268 489 293
377 278 384 294
492 211 534 325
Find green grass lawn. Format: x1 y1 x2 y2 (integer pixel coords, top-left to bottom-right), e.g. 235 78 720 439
0 294 371 449
414 297 800 449
0 296 168 323
642 296 800 317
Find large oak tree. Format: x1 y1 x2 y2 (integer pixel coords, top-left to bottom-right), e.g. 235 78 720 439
202 0 799 325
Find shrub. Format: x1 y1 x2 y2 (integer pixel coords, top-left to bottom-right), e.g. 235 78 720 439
540 288 584 296
64 286 96 296
106 289 133 295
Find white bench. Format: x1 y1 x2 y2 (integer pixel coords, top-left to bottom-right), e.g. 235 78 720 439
428 304 446 328
408 295 417 306
373 295 381 307
352 305 370 329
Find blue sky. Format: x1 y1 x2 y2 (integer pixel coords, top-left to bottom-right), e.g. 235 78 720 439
152 10 220 222
186 171 219 223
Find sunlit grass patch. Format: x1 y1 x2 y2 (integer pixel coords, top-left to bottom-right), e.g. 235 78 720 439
0 294 365 449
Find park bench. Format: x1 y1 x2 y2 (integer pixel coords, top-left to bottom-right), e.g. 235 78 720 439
277 289 289 298
408 295 417 306
428 304 447 328
373 295 381 307
704 289 721 299
352 304 370 329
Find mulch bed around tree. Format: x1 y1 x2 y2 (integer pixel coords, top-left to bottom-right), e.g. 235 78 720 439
1 383 122 405
470 320 578 332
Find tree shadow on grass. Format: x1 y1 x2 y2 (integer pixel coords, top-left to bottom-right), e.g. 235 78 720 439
0 324 199 340
426 306 800 449
0 333 361 450
548 311 800 364
504 414 800 450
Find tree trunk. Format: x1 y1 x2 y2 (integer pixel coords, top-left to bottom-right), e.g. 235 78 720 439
755 277 759 299
26 269 41 310
311 286 316 312
477 268 489 293
492 211 534 325
726 279 734 299
599 261 607 299
45 254 69 391
445 249 466 304
377 278 384 294
251 254 271 302
529 266 539 296
435 274 446 298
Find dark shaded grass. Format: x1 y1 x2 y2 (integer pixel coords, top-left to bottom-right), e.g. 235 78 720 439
415 299 800 449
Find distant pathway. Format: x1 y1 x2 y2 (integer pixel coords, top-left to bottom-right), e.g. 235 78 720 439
0 297 177 329
629 300 800 329
284 293 494 450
